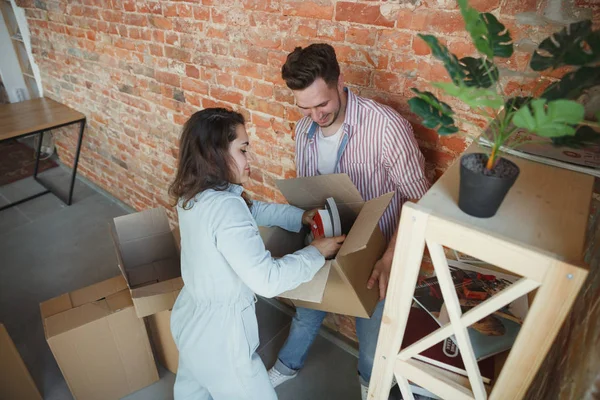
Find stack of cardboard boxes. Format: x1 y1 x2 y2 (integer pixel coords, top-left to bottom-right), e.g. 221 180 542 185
19 174 390 399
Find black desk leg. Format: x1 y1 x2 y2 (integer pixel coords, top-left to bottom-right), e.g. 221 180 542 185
33 130 45 178
67 119 86 205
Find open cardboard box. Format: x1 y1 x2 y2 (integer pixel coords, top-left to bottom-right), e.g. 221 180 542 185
40 276 159 400
261 174 394 318
111 208 183 318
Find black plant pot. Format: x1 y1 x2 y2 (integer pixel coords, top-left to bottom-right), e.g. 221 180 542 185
458 153 520 218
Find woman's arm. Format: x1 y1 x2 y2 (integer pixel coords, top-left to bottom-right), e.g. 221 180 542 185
250 200 304 232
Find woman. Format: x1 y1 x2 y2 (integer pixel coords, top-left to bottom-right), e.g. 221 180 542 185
169 108 345 400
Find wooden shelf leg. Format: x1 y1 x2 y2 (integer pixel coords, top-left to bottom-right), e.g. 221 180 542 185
367 204 429 400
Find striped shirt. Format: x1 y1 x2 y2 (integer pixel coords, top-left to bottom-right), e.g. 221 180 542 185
295 89 430 242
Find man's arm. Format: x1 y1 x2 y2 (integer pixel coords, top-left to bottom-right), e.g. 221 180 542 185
367 112 429 300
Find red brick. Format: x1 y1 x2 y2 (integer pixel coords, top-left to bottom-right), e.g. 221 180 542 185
155 71 180 87
246 96 285 118
439 135 467 153
317 21 345 42
335 2 395 28
186 64 200 78
378 30 412 51
373 71 405 94
234 76 253 92
216 72 233 87
150 16 173 30
210 87 244 105
345 26 377 46
149 43 163 56
182 77 208 95
470 0 501 12
500 0 539 14
242 0 280 12
296 20 318 37
390 57 431 80
427 11 466 35
253 81 273 98
193 6 210 21
177 4 193 18
448 39 477 58
395 9 414 29
274 86 295 104
152 30 165 43
413 124 440 146
124 14 146 27
335 45 388 69
342 65 371 87
247 28 282 49
421 147 456 168
165 46 191 62
282 0 334 20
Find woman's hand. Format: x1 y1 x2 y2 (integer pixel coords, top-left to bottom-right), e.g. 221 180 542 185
311 235 346 259
302 208 319 227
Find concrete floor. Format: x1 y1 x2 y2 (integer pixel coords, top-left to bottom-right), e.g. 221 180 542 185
0 164 387 400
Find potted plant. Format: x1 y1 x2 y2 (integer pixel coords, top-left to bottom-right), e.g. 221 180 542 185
408 0 600 218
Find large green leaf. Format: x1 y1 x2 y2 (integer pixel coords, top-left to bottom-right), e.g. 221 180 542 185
531 20 600 71
542 66 600 101
512 99 585 137
460 57 499 88
551 125 600 148
457 0 513 58
418 34 465 85
408 89 459 135
481 13 513 58
432 82 504 110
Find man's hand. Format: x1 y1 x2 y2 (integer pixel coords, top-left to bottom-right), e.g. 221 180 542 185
367 256 392 300
302 208 318 227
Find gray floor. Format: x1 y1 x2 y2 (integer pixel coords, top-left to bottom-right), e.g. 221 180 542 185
0 165 370 400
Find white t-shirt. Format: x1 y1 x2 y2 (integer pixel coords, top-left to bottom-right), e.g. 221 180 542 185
317 125 344 175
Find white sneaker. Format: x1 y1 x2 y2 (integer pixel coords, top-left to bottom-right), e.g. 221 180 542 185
267 367 297 388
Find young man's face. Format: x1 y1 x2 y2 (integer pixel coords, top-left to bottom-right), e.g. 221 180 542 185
293 77 343 128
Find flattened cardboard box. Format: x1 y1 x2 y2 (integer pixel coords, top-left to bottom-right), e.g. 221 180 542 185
40 276 159 400
111 207 183 318
261 174 393 318
0 323 42 400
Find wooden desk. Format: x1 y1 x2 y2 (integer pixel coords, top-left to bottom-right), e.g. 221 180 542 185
0 98 86 210
368 143 594 400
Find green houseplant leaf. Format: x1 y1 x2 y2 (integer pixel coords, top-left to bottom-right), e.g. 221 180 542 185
531 20 600 71
408 89 459 135
542 66 600 101
460 57 499 88
512 99 585 137
418 34 465 85
457 0 513 58
432 82 504 110
504 96 532 112
551 125 600 148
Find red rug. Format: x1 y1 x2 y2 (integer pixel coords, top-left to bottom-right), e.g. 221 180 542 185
0 140 58 186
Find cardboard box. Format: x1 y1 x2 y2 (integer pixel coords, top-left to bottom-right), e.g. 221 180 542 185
111 208 183 318
40 276 159 400
262 174 394 318
0 323 42 400
146 309 179 374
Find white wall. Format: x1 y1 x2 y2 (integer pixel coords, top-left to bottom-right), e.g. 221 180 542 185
0 6 28 103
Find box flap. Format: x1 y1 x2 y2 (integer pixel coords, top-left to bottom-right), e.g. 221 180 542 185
69 275 128 307
40 293 73 320
106 290 134 311
127 258 181 288
44 300 113 338
338 192 394 257
130 277 184 299
113 207 171 243
276 174 364 209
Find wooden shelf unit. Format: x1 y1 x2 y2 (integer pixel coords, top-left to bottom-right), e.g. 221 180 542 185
368 143 594 400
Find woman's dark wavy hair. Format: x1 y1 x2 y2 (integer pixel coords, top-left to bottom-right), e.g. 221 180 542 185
281 43 340 90
169 108 245 209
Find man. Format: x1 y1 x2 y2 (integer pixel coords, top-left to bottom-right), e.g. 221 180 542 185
267 43 430 400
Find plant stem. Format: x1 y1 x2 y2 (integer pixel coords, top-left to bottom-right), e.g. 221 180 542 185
486 145 497 170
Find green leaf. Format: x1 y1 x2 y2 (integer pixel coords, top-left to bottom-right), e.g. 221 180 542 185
408 89 459 135
531 20 600 71
542 66 600 101
432 82 504 110
460 57 499 88
512 99 585 137
481 13 513 58
551 125 600 148
457 0 493 58
456 0 513 58
418 34 465 85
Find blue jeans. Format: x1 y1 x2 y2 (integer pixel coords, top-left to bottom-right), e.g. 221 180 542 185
274 300 385 386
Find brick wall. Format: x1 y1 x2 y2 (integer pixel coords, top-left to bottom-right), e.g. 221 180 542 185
14 0 600 391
